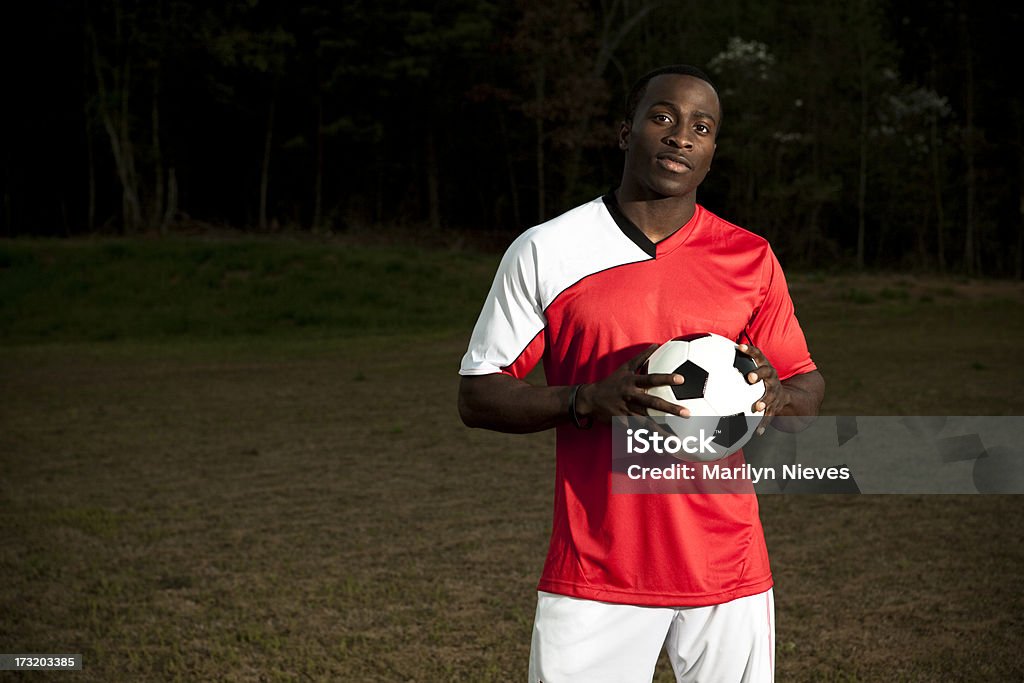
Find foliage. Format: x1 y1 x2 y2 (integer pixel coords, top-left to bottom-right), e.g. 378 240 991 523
2 0 1021 274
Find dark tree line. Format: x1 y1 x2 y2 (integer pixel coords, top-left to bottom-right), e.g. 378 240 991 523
3 0 1022 275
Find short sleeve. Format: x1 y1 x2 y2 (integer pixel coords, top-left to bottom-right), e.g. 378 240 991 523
460 232 548 379
746 249 817 381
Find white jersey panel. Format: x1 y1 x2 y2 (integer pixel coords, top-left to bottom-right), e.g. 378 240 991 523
460 197 649 376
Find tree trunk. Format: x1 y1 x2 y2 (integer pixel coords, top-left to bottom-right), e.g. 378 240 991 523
426 125 441 231
560 0 657 207
162 166 177 232
115 73 141 232
962 8 977 276
313 98 324 232
83 32 96 233
86 104 96 233
535 64 546 223
856 105 867 269
259 98 275 231
1017 188 1023 280
855 2 868 269
152 73 165 233
930 116 946 272
374 150 384 226
1017 102 1024 280
499 106 521 230
2 165 9 236
88 22 142 234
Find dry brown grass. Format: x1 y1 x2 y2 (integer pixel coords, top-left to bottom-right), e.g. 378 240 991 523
2 273 1024 681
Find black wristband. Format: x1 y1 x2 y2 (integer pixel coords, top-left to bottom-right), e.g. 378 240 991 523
568 384 594 430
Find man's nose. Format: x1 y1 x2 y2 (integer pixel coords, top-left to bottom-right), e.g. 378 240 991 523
664 128 694 150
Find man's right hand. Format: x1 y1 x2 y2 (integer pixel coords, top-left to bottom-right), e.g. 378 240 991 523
575 344 690 422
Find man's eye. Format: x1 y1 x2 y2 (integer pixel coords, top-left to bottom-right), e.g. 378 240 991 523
695 124 710 134
653 114 672 123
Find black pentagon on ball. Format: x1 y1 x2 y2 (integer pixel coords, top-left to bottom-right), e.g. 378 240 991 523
733 348 758 378
712 413 751 449
671 360 709 400
671 333 711 343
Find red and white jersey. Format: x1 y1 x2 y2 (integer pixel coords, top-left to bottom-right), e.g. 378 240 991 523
460 194 816 607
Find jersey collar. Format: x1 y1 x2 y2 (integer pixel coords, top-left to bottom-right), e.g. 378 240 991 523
602 192 700 259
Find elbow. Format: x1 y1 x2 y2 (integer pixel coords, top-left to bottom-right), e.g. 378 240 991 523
798 371 826 419
457 387 485 429
810 371 826 415
458 373 511 430
458 397 476 428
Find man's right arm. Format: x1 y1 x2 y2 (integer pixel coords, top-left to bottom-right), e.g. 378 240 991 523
457 345 689 434
458 374 577 433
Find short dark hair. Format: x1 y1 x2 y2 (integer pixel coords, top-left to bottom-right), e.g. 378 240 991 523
624 65 720 124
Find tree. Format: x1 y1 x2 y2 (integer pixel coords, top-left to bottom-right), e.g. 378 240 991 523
86 1 145 233
510 0 610 222
205 5 295 230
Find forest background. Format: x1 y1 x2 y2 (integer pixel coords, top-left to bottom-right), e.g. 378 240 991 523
4 2 1024 680
4 0 1023 276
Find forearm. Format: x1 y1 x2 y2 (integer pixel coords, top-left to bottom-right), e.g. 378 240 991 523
458 373 577 433
458 347 686 434
772 370 826 432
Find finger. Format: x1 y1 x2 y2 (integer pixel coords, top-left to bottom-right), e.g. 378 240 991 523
635 372 684 388
752 387 769 415
646 398 689 418
747 366 776 384
736 342 764 362
626 403 682 423
755 414 772 436
625 392 685 418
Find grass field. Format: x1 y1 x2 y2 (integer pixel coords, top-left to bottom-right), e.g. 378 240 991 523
2 239 1023 681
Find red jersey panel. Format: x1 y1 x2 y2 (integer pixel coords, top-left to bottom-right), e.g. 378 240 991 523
460 195 816 607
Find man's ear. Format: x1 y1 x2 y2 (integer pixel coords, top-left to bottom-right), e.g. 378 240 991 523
618 121 630 150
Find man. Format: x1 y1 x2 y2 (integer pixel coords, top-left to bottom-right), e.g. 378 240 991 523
458 65 825 683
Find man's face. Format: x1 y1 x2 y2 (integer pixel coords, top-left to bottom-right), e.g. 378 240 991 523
618 74 720 201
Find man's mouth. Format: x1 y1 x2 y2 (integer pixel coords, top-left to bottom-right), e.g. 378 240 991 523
656 153 692 173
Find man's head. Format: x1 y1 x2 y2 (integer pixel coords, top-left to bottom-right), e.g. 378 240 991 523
618 66 722 202
624 65 720 128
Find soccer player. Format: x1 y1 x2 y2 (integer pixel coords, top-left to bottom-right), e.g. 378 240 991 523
458 65 825 683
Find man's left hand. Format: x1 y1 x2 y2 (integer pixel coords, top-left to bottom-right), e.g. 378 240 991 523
737 343 786 434
737 343 826 434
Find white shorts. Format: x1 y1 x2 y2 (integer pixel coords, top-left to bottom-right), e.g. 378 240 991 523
528 588 774 683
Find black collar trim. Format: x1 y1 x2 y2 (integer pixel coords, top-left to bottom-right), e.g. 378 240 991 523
602 192 656 259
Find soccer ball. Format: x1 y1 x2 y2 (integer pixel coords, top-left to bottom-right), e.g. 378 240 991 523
641 332 764 460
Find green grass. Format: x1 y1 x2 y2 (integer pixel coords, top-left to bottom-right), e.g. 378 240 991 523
0 239 498 344
2 240 1024 681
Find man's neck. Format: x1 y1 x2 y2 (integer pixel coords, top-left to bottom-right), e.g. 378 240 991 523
613 189 697 244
